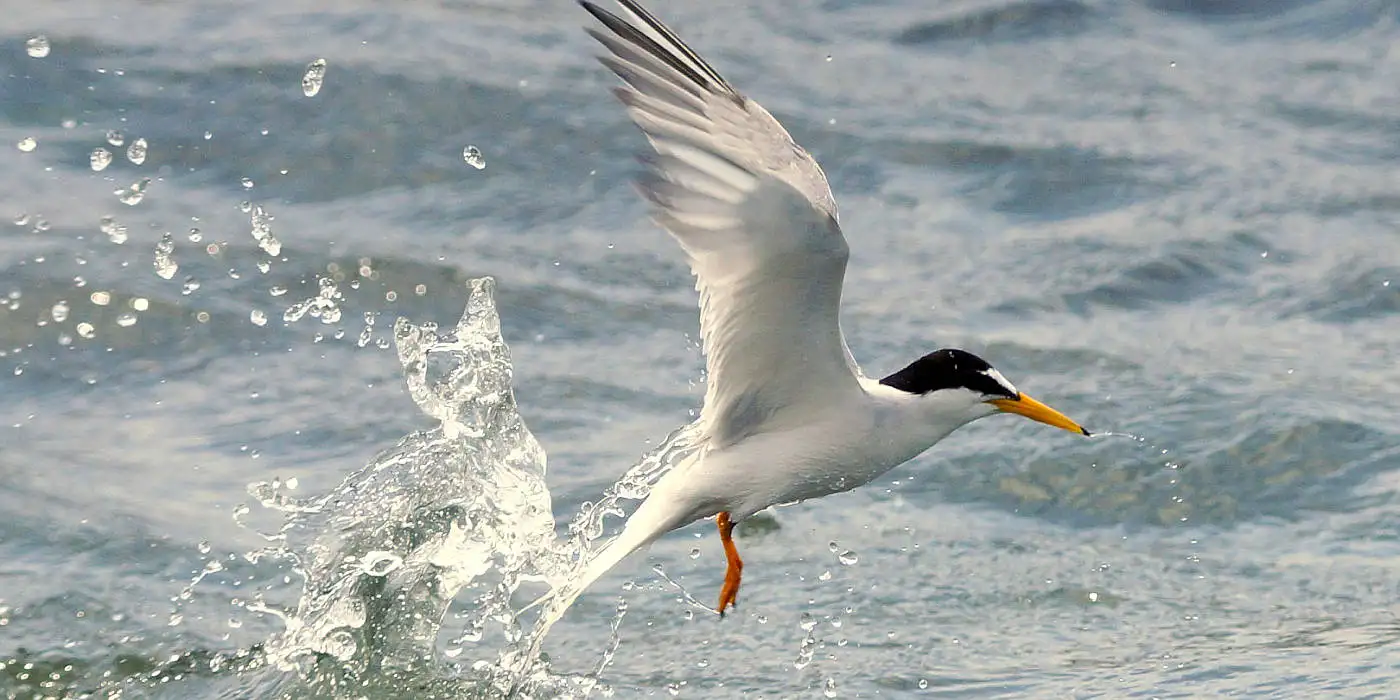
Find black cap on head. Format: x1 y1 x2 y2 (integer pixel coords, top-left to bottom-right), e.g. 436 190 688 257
879 349 1017 399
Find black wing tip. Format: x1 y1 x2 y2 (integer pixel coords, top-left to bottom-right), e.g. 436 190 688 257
578 0 608 22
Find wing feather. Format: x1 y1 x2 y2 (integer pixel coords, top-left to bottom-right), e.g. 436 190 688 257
582 0 861 448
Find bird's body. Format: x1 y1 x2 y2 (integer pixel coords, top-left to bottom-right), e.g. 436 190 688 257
530 0 1090 642
652 378 991 527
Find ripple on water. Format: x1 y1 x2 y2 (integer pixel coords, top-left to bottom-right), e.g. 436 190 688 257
992 231 1271 316
1143 0 1316 21
1276 262 1400 324
893 0 1094 47
912 410 1398 528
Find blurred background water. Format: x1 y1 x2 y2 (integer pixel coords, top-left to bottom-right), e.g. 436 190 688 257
3 0 1400 697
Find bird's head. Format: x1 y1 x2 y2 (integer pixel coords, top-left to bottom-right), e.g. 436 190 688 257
879 348 1090 436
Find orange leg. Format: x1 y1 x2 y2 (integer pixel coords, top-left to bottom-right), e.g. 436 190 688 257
716 511 743 616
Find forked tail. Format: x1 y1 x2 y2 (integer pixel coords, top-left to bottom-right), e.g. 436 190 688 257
524 488 694 655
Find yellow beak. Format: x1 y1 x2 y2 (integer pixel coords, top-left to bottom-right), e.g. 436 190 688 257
988 394 1090 436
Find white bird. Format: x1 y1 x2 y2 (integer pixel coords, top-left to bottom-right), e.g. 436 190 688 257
542 0 1089 632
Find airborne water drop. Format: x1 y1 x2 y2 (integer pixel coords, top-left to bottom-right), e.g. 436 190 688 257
301 59 327 97
126 138 147 165
90 147 113 171
463 145 486 170
25 36 51 58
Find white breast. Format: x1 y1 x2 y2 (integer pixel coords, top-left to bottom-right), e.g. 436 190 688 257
665 379 972 523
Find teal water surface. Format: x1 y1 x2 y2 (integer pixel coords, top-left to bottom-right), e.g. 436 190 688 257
3 0 1400 697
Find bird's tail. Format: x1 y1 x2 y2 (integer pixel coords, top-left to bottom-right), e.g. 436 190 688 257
526 486 695 647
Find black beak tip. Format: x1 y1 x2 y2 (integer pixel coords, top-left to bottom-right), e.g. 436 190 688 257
1080 427 1092 437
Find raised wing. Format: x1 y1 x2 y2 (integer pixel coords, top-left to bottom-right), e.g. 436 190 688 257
582 0 863 448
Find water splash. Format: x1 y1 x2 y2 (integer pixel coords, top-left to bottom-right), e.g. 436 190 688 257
231 278 551 693
196 276 707 697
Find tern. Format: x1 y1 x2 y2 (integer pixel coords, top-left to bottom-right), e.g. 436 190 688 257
543 0 1090 631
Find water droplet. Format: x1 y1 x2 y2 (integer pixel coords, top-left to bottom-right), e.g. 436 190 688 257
76 322 95 339
197 540 211 554
241 177 254 189
689 548 701 559
105 130 125 147
167 613 184 627
250 309 267 326
918 679 929 690
100 216 127 244
799 612 818 632
357 326 373 347
115 313 137 327
116 178 151 206
181 277 200 295
249 205 281 256
16 137 36 152
301 58 327 97
89 291 111 306
89 147 112 171
818 570 832 581
269 285 287 297
126 138 147 165
256 260 270 274
227 618 243 629
186 227 202 242
283 299 311 323
26 35 51 58
462 145 486 169
153 232 178 279
837 549 858 566
13 213 30 227
50 301 69 323
822 678 837 697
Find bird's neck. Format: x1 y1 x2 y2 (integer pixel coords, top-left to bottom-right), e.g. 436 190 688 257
857 377 970 468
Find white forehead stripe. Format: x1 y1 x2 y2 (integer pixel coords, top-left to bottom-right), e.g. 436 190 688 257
981 368 1018 397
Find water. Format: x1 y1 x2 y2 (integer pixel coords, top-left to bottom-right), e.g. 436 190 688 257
3 0 1400 697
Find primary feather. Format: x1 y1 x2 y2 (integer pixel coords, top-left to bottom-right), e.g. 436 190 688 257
582 0 864 449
